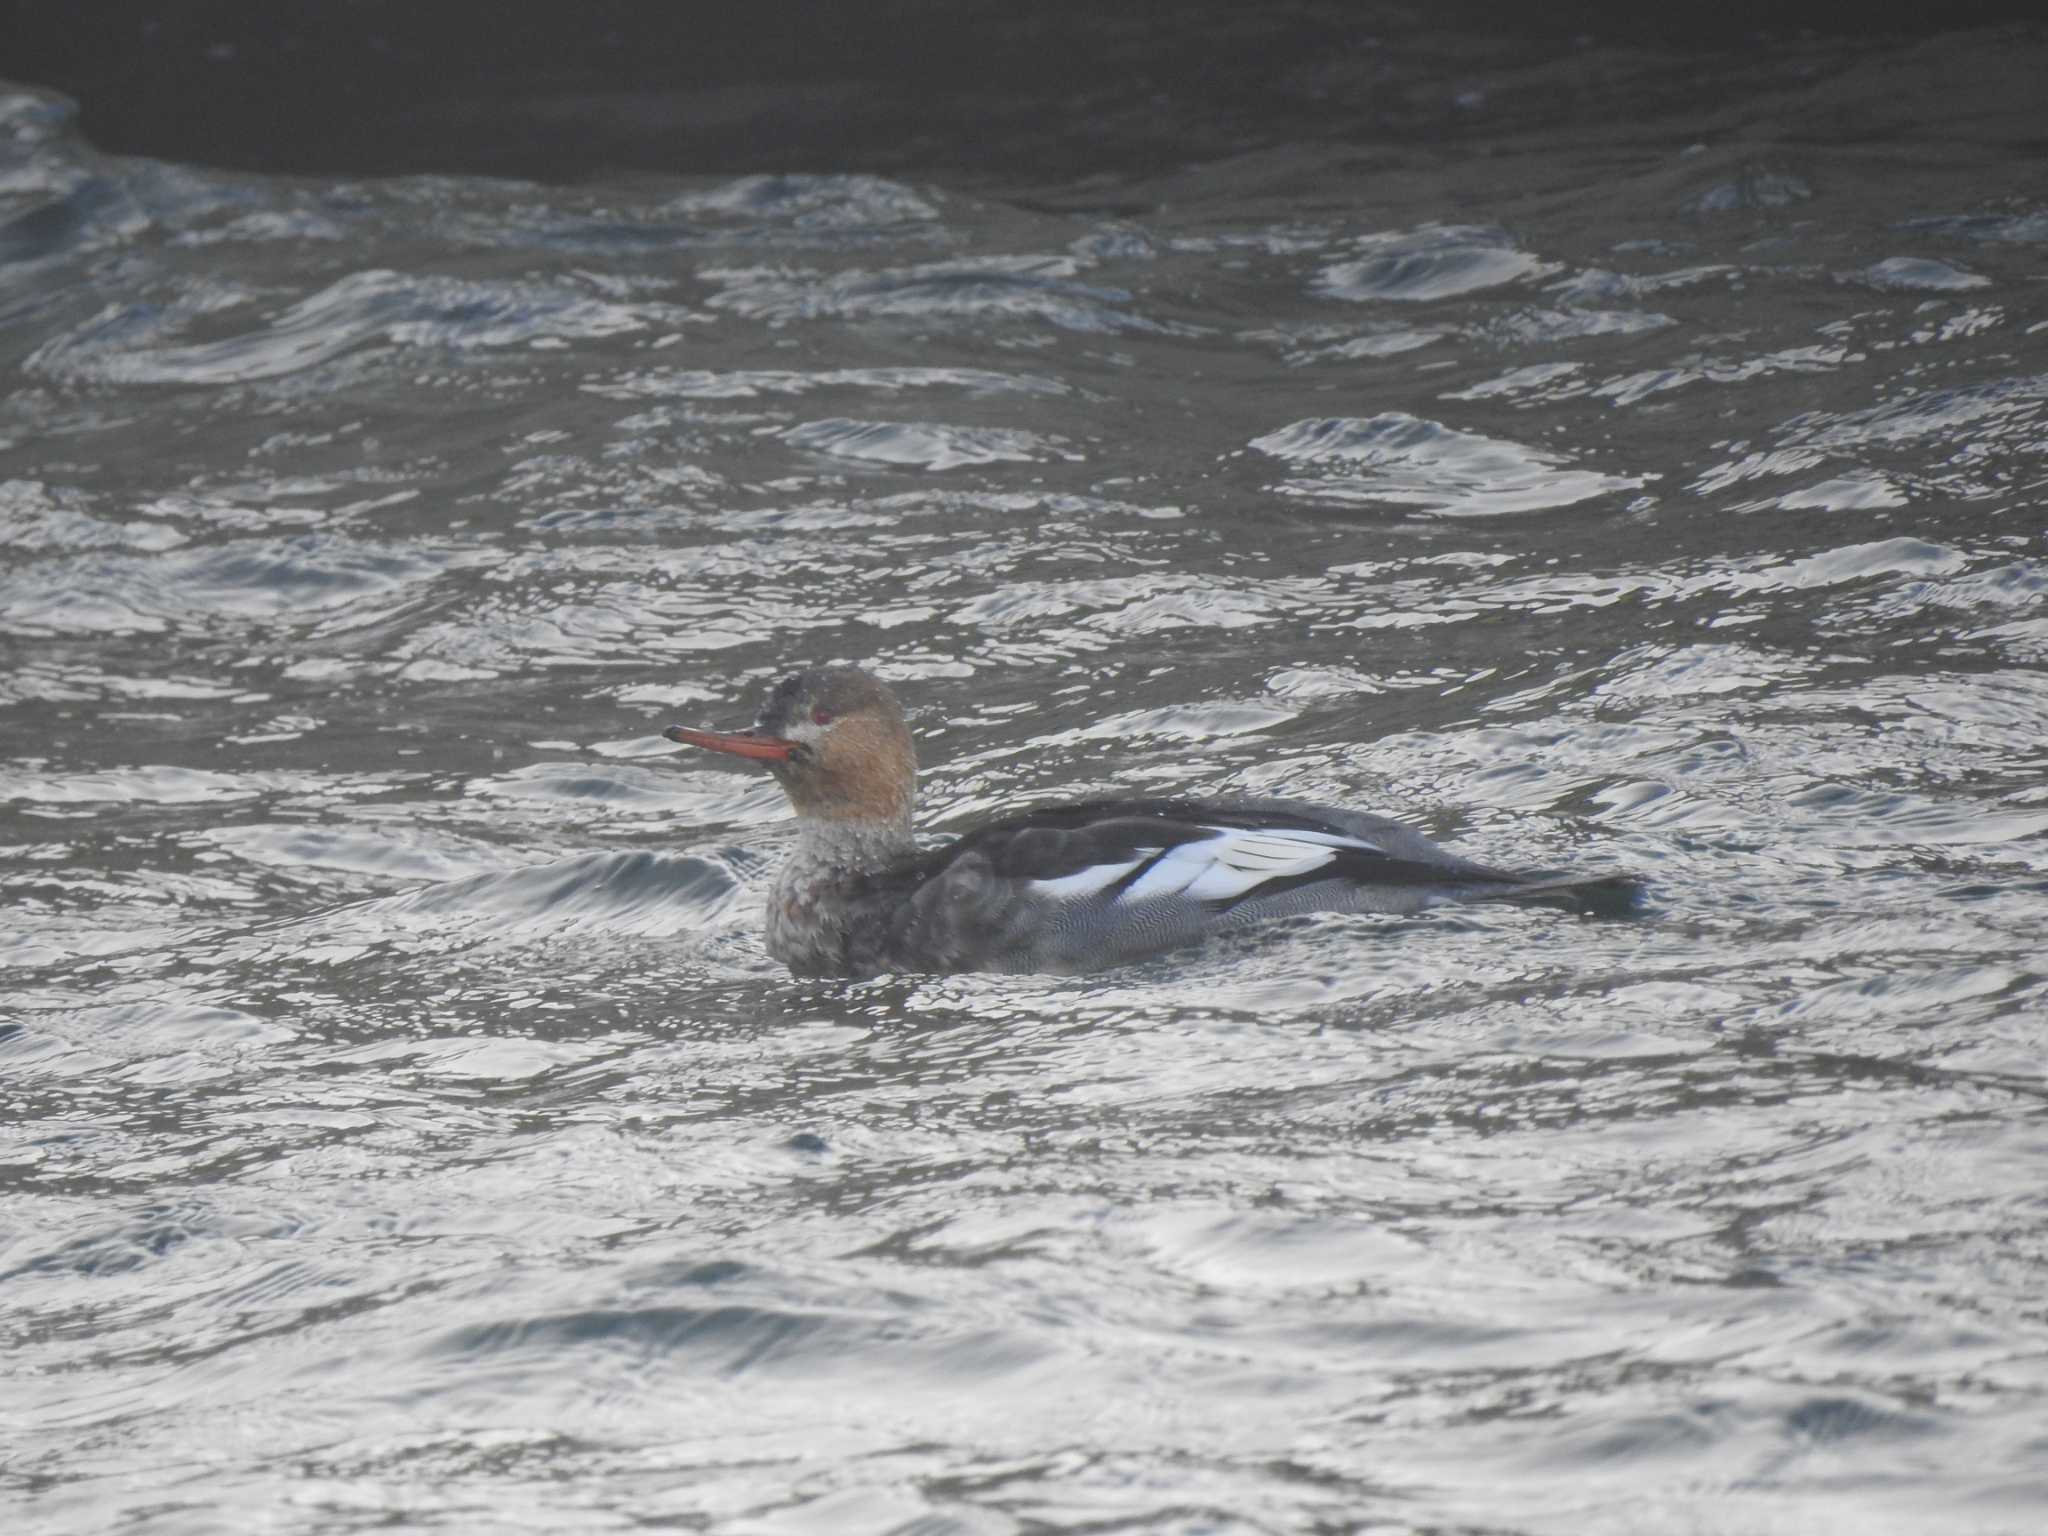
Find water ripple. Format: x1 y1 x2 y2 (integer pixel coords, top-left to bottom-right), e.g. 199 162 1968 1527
783 417 1073 471
0 533 454 636
27 270 687 386
703 255 1154 331
1314 224 1556 302
1249 413 1647 515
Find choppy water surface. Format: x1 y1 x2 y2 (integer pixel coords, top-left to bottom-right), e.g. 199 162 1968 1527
6 27 2048 1535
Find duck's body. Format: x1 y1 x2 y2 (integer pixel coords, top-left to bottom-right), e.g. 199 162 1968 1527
666 666 1639 978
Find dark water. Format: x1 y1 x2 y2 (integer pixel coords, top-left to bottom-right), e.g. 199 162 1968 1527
5 24 2048 1534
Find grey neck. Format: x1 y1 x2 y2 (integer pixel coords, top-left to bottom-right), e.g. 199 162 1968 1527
764 813 915 974
787 813 916 877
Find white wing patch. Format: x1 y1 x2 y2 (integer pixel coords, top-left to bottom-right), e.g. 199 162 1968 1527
1133 828 1358 903
1029 827 1377 907
1031 850 1163 901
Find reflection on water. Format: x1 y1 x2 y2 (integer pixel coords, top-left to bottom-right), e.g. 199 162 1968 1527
5 21 2048 1536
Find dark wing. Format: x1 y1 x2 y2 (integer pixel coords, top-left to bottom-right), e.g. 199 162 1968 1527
832 796 1620 975
871 796 1523 916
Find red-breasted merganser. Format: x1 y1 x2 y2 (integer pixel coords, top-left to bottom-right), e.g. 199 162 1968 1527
664 665 1641 977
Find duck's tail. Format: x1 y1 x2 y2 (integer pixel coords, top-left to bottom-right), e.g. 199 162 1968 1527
1477 871 1647 918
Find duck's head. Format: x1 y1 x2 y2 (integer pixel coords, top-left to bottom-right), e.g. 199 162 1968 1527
664 665 916 826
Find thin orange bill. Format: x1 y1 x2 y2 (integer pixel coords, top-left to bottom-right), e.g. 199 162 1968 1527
663 725 795 762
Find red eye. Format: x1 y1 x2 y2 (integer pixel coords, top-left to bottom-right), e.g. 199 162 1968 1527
812 708 834 726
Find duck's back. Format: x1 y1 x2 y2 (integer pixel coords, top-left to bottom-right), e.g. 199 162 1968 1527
845 795 1609 976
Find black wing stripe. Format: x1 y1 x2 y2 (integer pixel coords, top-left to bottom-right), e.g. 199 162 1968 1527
1103 844 1176 901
